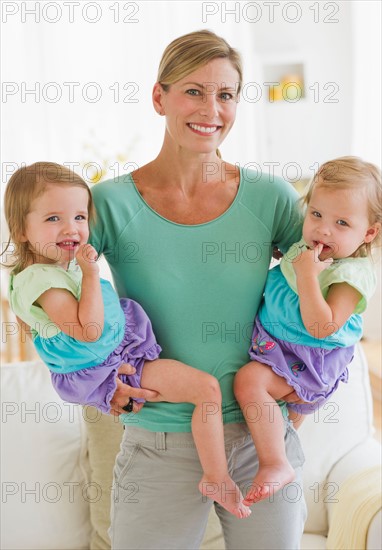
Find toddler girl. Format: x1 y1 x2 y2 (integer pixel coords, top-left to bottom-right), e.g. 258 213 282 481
234 156 381 505
3 162 251 518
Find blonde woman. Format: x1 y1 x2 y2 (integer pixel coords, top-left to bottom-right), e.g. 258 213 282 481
92 30 306 549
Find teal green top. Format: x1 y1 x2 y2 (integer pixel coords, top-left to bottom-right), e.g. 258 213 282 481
259 238 376 349
90 167 302 432
9 263 126 372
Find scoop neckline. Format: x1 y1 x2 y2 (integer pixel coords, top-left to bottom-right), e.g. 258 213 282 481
128 166 244 228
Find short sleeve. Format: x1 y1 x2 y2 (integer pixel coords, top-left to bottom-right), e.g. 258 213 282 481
90 176 129 257
322 259 377 314
238 170 303 256
281 250 376 314
9 265 82 336
270 177 303 254
89 186 105 255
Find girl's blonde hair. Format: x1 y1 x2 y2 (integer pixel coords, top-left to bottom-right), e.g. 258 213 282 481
157 29 243 159
2 162 95 273
302 156 382 256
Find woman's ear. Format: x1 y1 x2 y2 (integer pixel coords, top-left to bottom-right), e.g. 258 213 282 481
364 222 381 243
152 82 166 116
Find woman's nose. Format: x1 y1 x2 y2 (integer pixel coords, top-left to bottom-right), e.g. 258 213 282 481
199 94 219 118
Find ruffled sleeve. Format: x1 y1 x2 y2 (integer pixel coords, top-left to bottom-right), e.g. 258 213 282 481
280 245 376 315
319 257 376 314
9 264 82 337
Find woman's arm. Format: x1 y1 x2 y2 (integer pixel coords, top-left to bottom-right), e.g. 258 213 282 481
293 244 361 339
36 245 104 342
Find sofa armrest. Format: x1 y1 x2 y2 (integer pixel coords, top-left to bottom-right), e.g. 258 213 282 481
326 437 381 550
366 510 382 550
327 437 381 488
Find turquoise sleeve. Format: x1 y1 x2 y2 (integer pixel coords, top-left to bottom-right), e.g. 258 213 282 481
90 178 135 258
270 177 303 253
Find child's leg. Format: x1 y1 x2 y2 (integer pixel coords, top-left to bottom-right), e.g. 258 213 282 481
140 359 251 519
234 361 297 505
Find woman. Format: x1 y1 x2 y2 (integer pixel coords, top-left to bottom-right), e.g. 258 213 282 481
91 30 307 550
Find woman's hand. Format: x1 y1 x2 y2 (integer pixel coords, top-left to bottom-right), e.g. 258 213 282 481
109 363 159 416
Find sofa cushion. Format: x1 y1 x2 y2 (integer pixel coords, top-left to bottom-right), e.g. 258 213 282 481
298 344 373 535
1 360 92 550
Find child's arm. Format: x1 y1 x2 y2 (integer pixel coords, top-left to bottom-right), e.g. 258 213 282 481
36 244 104 342
293 243 361 340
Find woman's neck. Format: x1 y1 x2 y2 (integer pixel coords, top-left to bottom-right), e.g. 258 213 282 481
150 140 226 190
130 142 241 225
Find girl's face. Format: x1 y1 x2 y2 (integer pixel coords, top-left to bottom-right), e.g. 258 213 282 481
154 58 240 156
303 184 380 260
21 184 90 268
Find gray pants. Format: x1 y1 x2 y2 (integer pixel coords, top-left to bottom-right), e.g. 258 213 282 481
110 422 307 550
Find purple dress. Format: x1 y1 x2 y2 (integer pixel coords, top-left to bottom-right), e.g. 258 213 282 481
9 264 161 414
51 298 162 413
248 243 375 415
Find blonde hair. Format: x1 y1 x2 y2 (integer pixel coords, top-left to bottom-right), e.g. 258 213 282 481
158 29 243 93
157 30 243 159
302 156 382 256
2 162 95 273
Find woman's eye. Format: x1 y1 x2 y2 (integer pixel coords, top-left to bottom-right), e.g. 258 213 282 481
337 219 348 227
220 92 233 101
186 89 201 96
46 216 59 222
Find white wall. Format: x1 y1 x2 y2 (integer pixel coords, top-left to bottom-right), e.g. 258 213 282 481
351 0 382 340
0 1 257 178
0 1 359 180
250 1 354 178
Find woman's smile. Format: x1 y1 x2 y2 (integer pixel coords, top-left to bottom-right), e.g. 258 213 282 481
187 122 222 135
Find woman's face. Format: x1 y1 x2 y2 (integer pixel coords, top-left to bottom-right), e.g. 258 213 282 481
155 58 240 156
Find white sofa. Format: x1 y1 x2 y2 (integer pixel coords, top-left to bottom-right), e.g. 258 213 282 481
1 344 381 550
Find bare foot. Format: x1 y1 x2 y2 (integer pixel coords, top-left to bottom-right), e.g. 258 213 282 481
243 462 295 505
199 474 251 519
